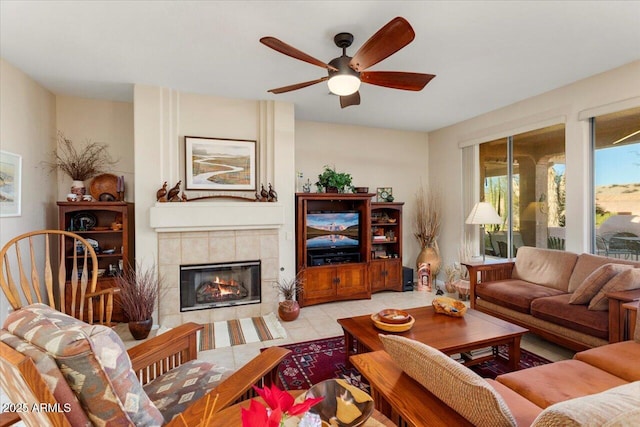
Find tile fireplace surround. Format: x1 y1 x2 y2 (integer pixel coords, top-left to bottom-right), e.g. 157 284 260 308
151 202 284 327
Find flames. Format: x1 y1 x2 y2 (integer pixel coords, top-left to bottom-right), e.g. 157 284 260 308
196 276 248 303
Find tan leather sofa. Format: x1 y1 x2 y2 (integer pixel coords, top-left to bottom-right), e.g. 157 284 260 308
466 247 640 351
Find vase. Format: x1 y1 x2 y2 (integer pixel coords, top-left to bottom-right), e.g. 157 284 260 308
128 318 153 340
278 300 300 322
325 186 338 193
71 180 86 196
416 242 441 277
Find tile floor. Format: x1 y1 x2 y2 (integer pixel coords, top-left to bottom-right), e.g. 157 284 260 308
149 289 576 370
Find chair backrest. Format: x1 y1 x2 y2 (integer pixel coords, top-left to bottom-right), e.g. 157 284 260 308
0 230 103 323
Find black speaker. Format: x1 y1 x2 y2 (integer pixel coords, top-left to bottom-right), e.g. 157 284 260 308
402 267 414 292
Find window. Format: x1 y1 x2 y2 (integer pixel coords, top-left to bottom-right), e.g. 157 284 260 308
479 124 566 258
592 107 640 259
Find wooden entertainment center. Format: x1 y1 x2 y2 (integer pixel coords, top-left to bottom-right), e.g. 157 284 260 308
295 193 404 307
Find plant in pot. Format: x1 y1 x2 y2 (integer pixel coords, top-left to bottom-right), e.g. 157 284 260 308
114 262 162 340
45 130 117 196
273 273 304 321
315 165 354 193
413 184 442 276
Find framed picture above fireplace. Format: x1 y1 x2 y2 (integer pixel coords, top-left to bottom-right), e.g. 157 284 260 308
185 136 257 191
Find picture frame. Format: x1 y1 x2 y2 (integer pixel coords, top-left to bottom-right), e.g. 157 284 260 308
0 150 22 217
185 136 257 191
376 187 393 202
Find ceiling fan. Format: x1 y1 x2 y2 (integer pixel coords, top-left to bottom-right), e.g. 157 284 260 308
260 17 436 108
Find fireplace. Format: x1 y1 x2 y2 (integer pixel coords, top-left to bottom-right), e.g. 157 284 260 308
180 260 261 311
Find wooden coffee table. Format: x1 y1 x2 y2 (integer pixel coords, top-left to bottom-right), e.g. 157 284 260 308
338 306 528 370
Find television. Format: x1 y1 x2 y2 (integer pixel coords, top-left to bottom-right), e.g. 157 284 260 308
306 211 360 250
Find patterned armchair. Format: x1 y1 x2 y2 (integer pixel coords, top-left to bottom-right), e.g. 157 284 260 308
0 304 290 426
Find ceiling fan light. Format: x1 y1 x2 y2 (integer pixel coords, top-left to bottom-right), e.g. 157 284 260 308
328 75 361 96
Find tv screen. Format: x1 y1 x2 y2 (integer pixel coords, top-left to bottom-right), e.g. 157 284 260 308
306 212 360 250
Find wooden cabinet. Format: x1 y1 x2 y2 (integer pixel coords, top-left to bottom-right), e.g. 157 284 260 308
300 263 368 307
57 202 134 322
370 202 403 292
296 193 372 307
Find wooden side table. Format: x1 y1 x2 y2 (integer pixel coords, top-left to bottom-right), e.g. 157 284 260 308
607 289 640 342
622 300 639 340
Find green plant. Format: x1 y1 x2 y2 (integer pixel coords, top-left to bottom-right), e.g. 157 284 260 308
315 165 354 193
46 131 117 181
114 262 162 321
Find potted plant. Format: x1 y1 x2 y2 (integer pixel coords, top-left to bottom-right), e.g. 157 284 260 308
273 273 303 321
46 131 117 195
315 165 354 193
413 184 442 276
114 262 162 340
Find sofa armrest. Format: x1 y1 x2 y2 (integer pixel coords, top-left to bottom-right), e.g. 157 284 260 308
607 289 640 343
127 322 203 384
462 260 515 309
166 346 291 426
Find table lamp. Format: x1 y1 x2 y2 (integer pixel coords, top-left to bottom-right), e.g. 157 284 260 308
465 202 502 261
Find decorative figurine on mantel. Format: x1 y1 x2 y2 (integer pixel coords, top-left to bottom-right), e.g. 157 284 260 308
260 184 269 201
167 181 181 202
156 182 168 202
268 183 278 202
181 192 188 202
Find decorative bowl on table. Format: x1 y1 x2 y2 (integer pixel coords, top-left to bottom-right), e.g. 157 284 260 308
377 308 410 324
371 312 415 332
306 379 374 426
432 296 467 317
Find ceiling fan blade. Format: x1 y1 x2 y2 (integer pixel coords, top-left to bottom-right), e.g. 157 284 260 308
361 71 436 91
349 17 415 72
267 77 329 94
340 92 361 108
260 37 338 71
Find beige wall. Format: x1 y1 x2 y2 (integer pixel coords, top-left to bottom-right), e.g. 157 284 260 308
56 96 134 201
133 86 296 284
295 121 429 267
0 58 57 322
429 60 640 267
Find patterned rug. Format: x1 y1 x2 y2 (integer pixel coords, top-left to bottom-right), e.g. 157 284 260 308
270 336 552 391
198 313 286 351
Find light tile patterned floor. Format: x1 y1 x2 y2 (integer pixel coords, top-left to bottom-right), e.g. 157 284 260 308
190 290 576 370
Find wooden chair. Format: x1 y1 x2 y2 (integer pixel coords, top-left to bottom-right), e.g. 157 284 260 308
0 230 115 325
0 305 290 426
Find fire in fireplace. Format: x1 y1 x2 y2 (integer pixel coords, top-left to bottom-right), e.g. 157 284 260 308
180 260 261 311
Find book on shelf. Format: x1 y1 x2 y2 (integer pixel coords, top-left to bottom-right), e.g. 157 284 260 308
462 347 494 360
449 353 465 363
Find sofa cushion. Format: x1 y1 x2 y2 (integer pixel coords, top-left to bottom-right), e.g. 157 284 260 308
589 268 640 311
531 294 609 339
3 304 164 426
531 381 640 427
476 279 566 314
0 329 91 427
144 359 229 422
485 379 543 427
569 263 632 304
496 359 628 409
380 334 517 427
574 341 640 382
512 247 578 292
568 253 640 293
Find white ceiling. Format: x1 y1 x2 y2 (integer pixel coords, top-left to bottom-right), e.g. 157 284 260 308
1 1 639 132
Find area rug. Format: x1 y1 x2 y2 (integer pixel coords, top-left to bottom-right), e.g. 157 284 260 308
198 313 286 351
271 336 552 391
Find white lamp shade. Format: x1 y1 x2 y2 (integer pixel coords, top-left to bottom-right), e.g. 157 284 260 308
465 202 502 225
327 75 361 96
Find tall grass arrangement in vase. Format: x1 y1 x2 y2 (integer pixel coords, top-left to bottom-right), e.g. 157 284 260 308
46 131 117 181
414 185 442 275
114 262 162 339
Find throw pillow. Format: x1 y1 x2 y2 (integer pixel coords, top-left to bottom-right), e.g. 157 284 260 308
569 263 631 305
531 382 640 427
588 268 640 311
379 334 516 427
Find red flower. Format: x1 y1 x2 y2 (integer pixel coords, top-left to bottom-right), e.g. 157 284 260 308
241 384 324 426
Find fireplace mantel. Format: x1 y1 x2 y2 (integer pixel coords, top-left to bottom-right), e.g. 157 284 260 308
150 202 285 232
